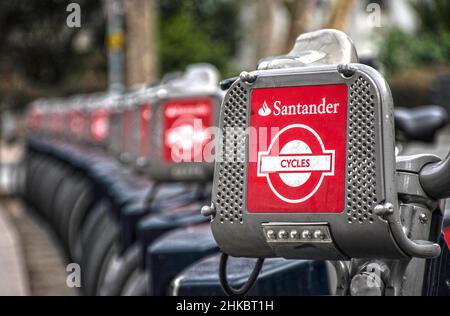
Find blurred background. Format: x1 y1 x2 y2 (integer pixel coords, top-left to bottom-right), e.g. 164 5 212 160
0 0 449 296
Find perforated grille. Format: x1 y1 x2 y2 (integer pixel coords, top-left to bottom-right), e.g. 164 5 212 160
346 76 378 224
215 75 380 225
216 83 247 224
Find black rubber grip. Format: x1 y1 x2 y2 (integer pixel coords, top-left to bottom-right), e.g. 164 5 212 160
220 76 239 91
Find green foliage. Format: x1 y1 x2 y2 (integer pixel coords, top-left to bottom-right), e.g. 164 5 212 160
0 1 105 86
411 0 450 34
0 1 106 110
158 0 241 77
380 0 450 75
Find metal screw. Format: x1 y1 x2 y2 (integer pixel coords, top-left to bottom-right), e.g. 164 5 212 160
419 213 428 224
201 203 216 217
350 272 385 296
239 71 257 84
337 64 357 78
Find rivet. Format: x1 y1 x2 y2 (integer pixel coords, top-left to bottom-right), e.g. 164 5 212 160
239 71 257 84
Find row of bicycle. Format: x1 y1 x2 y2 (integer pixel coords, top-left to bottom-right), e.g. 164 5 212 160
23 29 450 295
24 62 331 295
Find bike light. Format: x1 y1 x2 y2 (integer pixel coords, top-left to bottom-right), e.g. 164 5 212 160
146 64 223 182
208 29 412 260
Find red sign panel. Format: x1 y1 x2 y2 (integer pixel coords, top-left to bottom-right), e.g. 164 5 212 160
444 227 450 249
139 104 151 157
247 84 347 213
163 98 213 163
90 109 109 142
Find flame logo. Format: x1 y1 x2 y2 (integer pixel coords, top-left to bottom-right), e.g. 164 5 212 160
258 101 272 117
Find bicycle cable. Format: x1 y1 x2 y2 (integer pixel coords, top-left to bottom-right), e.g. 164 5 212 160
219 252 265 296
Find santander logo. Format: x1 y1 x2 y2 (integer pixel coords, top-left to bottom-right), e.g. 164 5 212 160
258 102 272 116
258 98 340 117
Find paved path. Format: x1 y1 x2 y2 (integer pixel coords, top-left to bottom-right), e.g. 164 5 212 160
0 198 77 296
0 200 29 295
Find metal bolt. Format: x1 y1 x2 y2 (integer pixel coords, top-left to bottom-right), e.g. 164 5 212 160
278 230 288 239
374 203 394 216
337 64 357 78
201 203 216 217
419 213 428 224
301 230 312 239
239 71 257 84
266 230 276 240
350 272 385 296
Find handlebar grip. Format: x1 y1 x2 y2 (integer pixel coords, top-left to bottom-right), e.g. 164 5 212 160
220 77 239 91
420 150 450 200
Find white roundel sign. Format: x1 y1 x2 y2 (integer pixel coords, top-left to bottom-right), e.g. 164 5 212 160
257 124 335 204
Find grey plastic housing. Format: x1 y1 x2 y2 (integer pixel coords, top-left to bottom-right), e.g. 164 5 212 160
145 64 224 182
210 64 407 260
146 92 223 182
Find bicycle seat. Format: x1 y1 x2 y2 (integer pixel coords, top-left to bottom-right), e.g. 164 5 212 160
395 105 449 142
257 29 358 70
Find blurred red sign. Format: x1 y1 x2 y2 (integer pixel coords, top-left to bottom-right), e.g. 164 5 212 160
163 98 213 163
90 109 109 142
139 104 151 157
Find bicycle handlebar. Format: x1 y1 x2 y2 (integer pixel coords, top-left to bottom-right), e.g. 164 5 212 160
420 150 450 200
